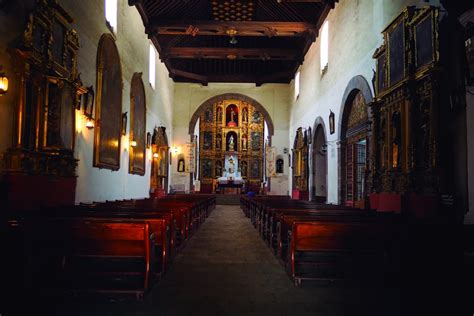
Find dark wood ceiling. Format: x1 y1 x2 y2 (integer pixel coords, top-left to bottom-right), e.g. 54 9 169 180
129 0 337 85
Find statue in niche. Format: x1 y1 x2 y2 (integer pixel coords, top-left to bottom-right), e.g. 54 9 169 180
216 161 222 177
227 107 237 127
242 107 248 123
242 135 247 151
241 161 248 177
228 135 235 151
216 134 222 150
216 107 222 124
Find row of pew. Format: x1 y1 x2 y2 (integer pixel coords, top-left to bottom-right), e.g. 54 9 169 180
5 194 216 299
240 195 398 285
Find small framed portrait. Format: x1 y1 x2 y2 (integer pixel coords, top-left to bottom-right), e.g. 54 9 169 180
83 86 95 118
329 110 335 135
122 112 128 136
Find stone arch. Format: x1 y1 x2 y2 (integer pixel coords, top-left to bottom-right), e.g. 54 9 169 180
338 75 373 206
338 75 373 140
188 93 274 137
311 116 328 202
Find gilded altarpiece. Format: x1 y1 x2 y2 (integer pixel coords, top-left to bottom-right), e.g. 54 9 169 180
4 1 85 210
199 100 264 192
371 7 441 214
292 128 309 200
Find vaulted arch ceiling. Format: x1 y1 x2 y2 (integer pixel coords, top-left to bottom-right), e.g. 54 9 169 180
129 0 337 85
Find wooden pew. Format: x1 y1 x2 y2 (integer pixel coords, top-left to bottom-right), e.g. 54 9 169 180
25 218 155 299
288 220 390 285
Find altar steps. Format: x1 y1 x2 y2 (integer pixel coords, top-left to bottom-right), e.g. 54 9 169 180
215 194 242 205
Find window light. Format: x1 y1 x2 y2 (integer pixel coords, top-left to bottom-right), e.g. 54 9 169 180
295 71 300 100
149 44 156 89
321 20 329 74
105 0 118 33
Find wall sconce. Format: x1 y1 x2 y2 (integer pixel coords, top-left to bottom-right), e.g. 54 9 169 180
130 140 137 147
153 152 159 159
329 110 335 135
85 118 95 129
0 69 9 95
172 146 179 154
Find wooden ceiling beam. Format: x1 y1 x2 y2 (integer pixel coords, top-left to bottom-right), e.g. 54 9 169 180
169 69 208 85
164 47 300 61
148 20 316 38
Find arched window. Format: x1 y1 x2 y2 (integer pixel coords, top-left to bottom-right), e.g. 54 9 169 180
105 0 118 33
149 44 156 89
320 20 329 74
129 73 146 175
94 34 123 170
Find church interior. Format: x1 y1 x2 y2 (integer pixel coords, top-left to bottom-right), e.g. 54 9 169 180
0 0 473 315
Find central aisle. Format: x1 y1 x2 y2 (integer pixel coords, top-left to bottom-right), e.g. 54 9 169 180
147 205 399 315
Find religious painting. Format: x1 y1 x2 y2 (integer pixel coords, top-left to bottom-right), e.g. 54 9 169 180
414 13 434 69
226 104 238 127
44 78 75 150
376 52 387 94
203 131 212 150
202 159 212 178
84 86 95 118
204 108 213 123
129 73 146 176
252 110 261 123
94 34 122 170
251 132 260 151
250 159 259 178
388 19 405 86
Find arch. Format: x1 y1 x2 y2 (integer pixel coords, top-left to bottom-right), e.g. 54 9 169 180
188 93 274 136
338 75 373 140
338 75 373 207
94 33 123 170
311 116 328 202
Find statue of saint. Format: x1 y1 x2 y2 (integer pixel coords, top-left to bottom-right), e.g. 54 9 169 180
230 109 235 122
242 136 247 150
229 135 234 151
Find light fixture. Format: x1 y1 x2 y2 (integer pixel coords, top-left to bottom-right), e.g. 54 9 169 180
0 69 9 95
226 27 238 45
173 146 179 154
130 140 137 147
85 118 95 129
153 152 159 159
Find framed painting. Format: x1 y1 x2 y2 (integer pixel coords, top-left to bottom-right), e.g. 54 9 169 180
129 73 146 176
93 34 122 170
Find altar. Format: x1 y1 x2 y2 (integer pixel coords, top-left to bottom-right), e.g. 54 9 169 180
216 153 244 194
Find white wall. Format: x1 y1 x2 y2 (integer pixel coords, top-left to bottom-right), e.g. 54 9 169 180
59 0 174 203
172 83 291 195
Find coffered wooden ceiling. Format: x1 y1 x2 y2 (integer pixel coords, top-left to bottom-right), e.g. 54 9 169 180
129 0 337 85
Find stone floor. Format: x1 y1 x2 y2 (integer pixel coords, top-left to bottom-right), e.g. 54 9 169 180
15 205 401 315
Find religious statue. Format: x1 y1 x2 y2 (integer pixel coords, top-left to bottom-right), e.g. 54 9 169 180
230 109 235 122
242 136 247 151
229 135 235 151
227 107 237 127
216 134 222 150
242 107 248 123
